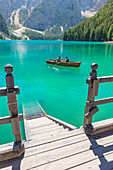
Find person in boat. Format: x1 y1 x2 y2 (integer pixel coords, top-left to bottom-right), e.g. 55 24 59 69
66 56 69 62
60 58 63 62
57 56 61 62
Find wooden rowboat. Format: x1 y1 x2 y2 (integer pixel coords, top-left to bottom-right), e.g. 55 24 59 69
46 60 81 67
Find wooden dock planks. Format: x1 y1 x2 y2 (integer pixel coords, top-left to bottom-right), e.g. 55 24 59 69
0 117 113 169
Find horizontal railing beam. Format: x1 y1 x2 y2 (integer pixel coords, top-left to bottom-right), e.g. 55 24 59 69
87 97 113 106
0 114 23 125
86 76 113 84
0 86 20 96
98 76 113 83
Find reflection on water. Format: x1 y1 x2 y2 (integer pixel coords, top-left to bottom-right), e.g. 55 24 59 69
48 66 60 72
47 65 80 73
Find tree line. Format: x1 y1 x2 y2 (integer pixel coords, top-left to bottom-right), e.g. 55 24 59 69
63 0 113 42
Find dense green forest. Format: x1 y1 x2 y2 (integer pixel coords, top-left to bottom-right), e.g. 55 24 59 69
23 29 63 40
63 0 113 41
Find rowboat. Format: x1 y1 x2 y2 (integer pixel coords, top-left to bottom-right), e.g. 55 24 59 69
46 60 81 67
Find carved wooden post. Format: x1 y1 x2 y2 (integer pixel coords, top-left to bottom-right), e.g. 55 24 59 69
5 64 22 143
83 63 99 130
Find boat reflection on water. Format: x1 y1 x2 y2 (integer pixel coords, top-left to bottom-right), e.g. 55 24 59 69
48 65 60 71
47 64 81 73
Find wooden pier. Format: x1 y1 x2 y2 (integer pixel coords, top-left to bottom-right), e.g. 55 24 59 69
0 63 113 169
0 116 113 169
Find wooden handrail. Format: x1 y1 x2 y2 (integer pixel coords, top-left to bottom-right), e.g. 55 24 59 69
0 114 22 125
0 65 24 161
0 64 23 143
86 76 113 84
87 97 113 106
99 76 113 83
0 86 20 96
84 63 113 132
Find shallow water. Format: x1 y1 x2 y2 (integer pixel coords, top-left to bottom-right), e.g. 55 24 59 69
0 40 113 144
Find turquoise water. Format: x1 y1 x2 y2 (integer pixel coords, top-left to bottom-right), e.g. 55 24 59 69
0 40 113 144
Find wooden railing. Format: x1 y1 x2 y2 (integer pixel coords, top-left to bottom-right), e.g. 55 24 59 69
0 64 25 162
0 64 22 143
84 63 113 134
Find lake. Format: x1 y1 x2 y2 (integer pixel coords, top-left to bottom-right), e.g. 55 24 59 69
0 40 113 144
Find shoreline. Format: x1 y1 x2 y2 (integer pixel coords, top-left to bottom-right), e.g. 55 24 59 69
103 41 113 43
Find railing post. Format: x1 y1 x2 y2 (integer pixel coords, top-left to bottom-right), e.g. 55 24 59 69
82 64 113 135
83 63 99 130
5 64 22 143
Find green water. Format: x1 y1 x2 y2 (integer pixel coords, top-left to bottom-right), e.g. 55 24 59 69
0 40 113 144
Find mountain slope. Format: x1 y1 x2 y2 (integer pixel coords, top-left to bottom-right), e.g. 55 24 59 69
0 0 109 29
0 0 26 21
63 0 113 41
23 0 81 31
80 0 108 18
80 0 108 11
0 0 109 40
0 14 9 35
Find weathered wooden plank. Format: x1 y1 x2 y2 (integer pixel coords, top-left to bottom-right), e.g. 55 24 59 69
36 159 100 170
0 144 95 169
27 116 50 124
28 120 56 129
93 79 99 96
1 149 113 170
25 131 113 169
89 118 113 136
99 76 113 83
83 118 113 135
84 79 96 126
25 129 84 149
83 105 90 127
92 118 113 128
25 130 113 158
69 159 100 170
0 167 11 170
24 118 58 141
27 117 51 126
0 114 23 125
87 76 113 84
25 133 88 157
87 97 113 106
0 141 24 163
46 115 77 130
1 125 113 169
30 144 113 170
30 123 59 134
27 134 113 168
2 139 113 170
30 126 68 140
0 86 20 96
27 118 54 129
85 106 99 119
5 66 22 143
70 149 113 170
91 120 113 135
23 118 32 141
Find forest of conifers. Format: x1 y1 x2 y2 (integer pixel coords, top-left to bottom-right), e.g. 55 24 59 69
63 0 113 42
